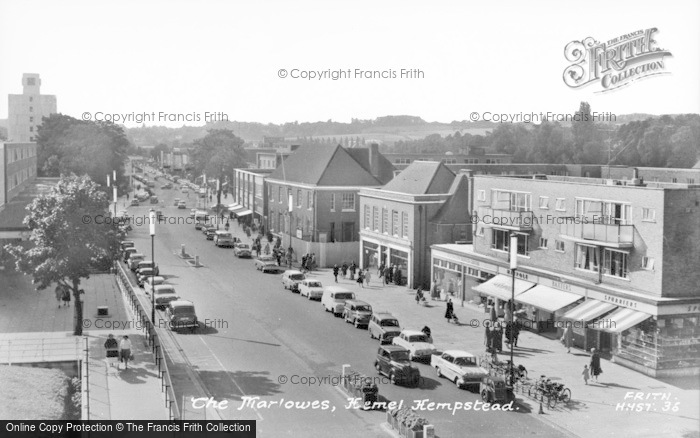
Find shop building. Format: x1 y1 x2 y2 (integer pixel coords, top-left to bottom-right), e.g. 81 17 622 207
432 174 700 377
230 168 272 227
359 161 471 288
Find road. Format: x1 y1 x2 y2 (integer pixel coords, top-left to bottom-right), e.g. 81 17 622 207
122 179 565 438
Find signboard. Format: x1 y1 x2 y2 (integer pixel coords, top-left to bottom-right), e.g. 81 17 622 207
296 229 303 239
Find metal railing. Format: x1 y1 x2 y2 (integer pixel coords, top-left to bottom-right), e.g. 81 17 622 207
477 206 534 230
559 221 634 246
0 337 81 364
115 262 180 420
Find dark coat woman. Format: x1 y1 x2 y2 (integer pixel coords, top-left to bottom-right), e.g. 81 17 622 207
590 348 602 380
445 300 454 321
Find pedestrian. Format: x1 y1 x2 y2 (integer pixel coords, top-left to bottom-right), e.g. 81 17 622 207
582 364 590 385
119 335 132 370
54 285 64 308
301 254 308 272
310 254 317 271
513 319 521 347
562 325 574 353
364 269 371 286
104 334 119 368
484 321 492 351
493 322 503 352
341 262 348 278
415 287 423 304
333 264 339 283
276 251 282 266
349 261 356 280
61 287 71 307
445 298 454 322
356 270 364 288
589 348 602 382
394 268 402 286
387 265 394 283
378 263 385 278
490 304 497 322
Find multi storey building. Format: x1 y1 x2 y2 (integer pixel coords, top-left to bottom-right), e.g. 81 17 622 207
7 74 57 142
359 161 471 288
431 173 700 377
265 143 394 267
230 168 272 227
385 150 512 170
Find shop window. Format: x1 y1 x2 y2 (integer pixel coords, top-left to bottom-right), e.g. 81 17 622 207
555 240 565 252
603 249 629 279
575 244 599 272
539 196 549 209
642 256 655 271
555 198 566 211
642 208 656 222
538 237 548 249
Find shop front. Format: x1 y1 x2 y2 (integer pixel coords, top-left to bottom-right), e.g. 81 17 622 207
389 248 409 286
514 285 583 334
561 299 617 352
472 274 536 321
432 259 463 301
362 240 380 270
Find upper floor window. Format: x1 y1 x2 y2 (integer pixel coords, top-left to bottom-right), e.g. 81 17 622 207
401 212 408 238
341 193 355 211
575 199 630 225
364 205 371 229
555 198 566 212
492 229 528 255
330 193 336 211
296 189 302 207
539 196 549 209
278 187 283 203
603 249 629 279
382 208 388 234
477 190 486 202
641 208 655 222
307 192 313 209
492 190 531 211
392 210 399 236
575 244 599 272
373 207 379 231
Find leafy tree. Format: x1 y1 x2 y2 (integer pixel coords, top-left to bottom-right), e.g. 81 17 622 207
150 143 170 162
5 175 123 336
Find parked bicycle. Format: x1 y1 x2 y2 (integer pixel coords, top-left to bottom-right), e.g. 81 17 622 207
534 375 572 408
479 354 528 384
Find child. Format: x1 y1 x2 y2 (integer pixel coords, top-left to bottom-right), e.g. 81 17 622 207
582 364 590 385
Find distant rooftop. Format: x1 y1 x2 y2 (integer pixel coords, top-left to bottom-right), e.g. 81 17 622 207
0 178 60 231
473 174 700 190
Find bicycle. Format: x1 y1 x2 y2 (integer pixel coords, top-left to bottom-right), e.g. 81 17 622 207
534 376 571 408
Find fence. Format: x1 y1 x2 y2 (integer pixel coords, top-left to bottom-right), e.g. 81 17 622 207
0 337 81 364
115 262 181 420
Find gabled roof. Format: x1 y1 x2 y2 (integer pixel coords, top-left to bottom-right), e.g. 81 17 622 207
381 161 455 194
693 160 700 169
268 144 390 186
346 148 395 185
430 173 471 224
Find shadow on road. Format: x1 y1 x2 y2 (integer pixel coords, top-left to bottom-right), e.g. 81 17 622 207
195 369 282 401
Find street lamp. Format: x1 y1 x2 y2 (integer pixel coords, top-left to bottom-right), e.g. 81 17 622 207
113 186 118 217
150 209 156 323
509 233 518 385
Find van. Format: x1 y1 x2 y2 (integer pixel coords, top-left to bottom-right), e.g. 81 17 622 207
321 287 356 316
214 231 235 247
194 211 209 229
343 300 373 328
281 270 305 292
165 300 198 331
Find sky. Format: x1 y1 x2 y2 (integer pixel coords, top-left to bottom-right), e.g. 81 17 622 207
1 0 699 128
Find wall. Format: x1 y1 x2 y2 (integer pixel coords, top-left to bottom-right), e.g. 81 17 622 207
661 189 700 297
284 235 358 268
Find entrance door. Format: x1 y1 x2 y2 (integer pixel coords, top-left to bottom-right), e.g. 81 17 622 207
341 222 355 242
599 331 612 353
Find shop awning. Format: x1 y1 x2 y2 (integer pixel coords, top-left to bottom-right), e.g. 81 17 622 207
473 274 535 301
227 203 241 210
599 307 652 333
228 205 246 213
515 285 583 313
562 299 616 323
235 209 253 217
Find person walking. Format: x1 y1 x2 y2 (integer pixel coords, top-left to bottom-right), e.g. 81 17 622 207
415 287 424 304
54 285 64 308
562 325 574 353
589 348 602 382
119 335 133 370
445 298 454 322
349 261 356 281
378 263 385 278
104 334 119 368
341 262 348 278
494 321 503 352
356 270 364 288
333 264 339 283
582 364 590 385
61 287 71 307
512 319 521 347
484 321 492 352
364 269 372 286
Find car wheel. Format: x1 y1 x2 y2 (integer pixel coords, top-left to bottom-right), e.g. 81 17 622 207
454 377 461 388
408 352 414 361
436 367 442 378
481 390 490 403
375 362 381 373
389 373 397 385
354 319 359 328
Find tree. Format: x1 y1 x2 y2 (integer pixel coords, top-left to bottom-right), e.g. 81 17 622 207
150 143 170 162
4 175 123 336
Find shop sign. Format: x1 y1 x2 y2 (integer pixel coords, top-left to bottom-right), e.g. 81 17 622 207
500 268 539 283
603 294 638 309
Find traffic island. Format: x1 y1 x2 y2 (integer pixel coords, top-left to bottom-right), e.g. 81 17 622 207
385 407 433 438
174 244 193 259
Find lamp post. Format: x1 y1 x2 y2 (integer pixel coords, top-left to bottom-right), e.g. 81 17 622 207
150 209 156 323
113 186 117 217
509 233 518 385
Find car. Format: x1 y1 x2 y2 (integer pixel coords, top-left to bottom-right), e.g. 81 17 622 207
321 287 356 316
165 300 198 331
254 255 276 270
178 201 186 209
161 183 172 189
136 260 159 276
147 285 180 309
392 330 437 362
368 312 402 344
122 247 138 262
143 276 166 294
128 254 146 270
343 300 373 328
194 211 208 229
233 243 252 257
181 187 189 193
150 196 159 204
431 350 489 390
214 231 236 247
203 226 217 240
479 376 513 405
260 262 285 274
299 279 324 300
173 198 181 206
136 268 158 287
190 208 197 218
120 240 135 252
130 199 140 207
281 270 305 292
138 193 150 202
374 345 421 387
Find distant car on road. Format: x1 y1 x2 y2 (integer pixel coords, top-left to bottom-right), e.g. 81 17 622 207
173 198 181 206
298 279 324 300
165 300 198 331
432 350 488 390
177 200 186 209
259 261 285 274
281 270 305 291
392 330 436 362
214 231 236 247
203 226 217 240
233 243 252 257
254 255 276 270
190 208 197 218
150 195 159 204
130 199 140 207
374 345 421 387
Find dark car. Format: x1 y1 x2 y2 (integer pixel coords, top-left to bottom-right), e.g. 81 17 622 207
165 300 198 332
480 376 513 405
374 345 420 387
203 226 217 240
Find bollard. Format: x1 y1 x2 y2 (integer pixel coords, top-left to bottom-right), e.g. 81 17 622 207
194 255 200 266
181 245 186 257
539 401 544 414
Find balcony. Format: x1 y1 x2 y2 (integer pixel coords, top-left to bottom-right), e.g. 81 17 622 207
477 206 534 231
559 220 634 248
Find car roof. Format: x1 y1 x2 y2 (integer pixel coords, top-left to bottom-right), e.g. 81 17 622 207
381 345 409 353
215 230 231 234
148 276 165 282
443 350 475 358
154 284 175 291
374 312 397 320
401 330 426 336
170 300 194 307
345 299 370 306
324 286 353 293
303 280 322 285
285 270 303 275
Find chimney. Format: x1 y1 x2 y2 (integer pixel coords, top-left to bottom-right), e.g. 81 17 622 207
369 143 380 179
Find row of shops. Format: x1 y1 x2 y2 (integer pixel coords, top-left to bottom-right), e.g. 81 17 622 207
360 239 410 285
431 244 700 377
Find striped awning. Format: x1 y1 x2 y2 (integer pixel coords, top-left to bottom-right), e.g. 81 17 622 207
599 307 652 333
473 274 536 302
515 285 583 313
562 299 617 323
235 209 253 217
228 205 246 213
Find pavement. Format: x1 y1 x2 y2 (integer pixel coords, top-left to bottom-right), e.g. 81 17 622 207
0 268 168 421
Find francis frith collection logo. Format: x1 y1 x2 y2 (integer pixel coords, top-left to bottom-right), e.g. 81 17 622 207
563 28 672 92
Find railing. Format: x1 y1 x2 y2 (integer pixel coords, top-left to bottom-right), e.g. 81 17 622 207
477 207 534 230
83 337 90 420
0 337 81 364
559 221 634 247
115 262 180 420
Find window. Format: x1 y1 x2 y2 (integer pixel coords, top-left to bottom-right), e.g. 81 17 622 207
603 249 629 279
688 178 696 184
555 240 565 252
341 193 355 211
672 178 677 183
29 106 33 112
278 187 282 203
307 192 313 209
555 198 566 211
493 190 531 211
492 230 528 255
539 196 549 209
373 207 379 231
401 212 408 238
364 205 370 229
642 257 655 271
29 116 34 122
576 199 631 225
477 190 486 202
296 189 302 207
330 193 336 211
392 210 399 236
642 208 655 222
382 208 388 233
575 244 599 272
538 238 548 249
29 126 33 132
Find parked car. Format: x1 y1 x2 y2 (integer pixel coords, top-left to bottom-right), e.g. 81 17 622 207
392 330 437 362
122 247 138 262
178 200 186 209
136 268 158 287
480 375 513 405
374 345 421 387
173 198 181 206
190 208 197 218
149 285 180 309
130 199 140 207
120 240 135 252
203 226 217 240
128 254 146 270
298 279 324 300
431 350 488 390
136 261 159 276
368 312 402 344
321 287 356 316
233 243 252 257
165 300 199 331
143 276 166 294
343 300 373 328
259 261 285 274
214 231 236 247
254 255 276 270
281 270 305 292
161 183 172 189
181 187 189 193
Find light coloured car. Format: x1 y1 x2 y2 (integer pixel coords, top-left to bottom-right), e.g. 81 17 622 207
281 270 305 292
214 231 236 248
392 330 437 362
233 243 252 257
149 285 180 309
254 255 276 270
173 198 181 206
128 254 146 270
190 208 197 218
343 300 372 328
143 276 166 294
368 312 402 344
177 200 186 209
298 279 324 300
321 287 356 316
431 350 488 390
